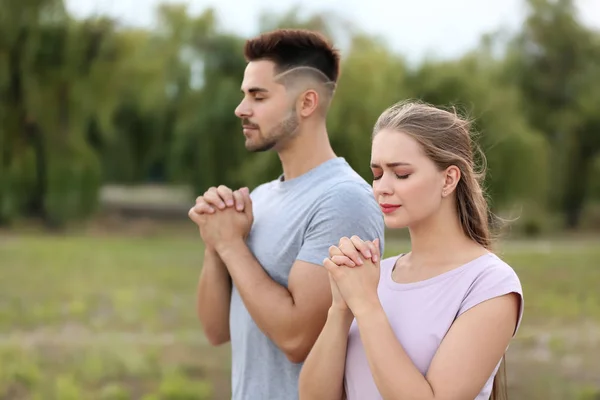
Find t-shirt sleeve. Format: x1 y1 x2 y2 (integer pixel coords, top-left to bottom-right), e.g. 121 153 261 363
457 262 524 337
295 181 386 267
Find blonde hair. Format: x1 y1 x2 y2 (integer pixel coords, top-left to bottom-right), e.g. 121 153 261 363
373 99 495 248
373 100 507 399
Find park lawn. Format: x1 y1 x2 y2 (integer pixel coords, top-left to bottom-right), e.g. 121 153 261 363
0 230 599 399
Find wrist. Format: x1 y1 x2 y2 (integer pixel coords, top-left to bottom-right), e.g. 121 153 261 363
204 245 218 257
215 238 246 260
203 246 227 270
351 296 384 321
330 303 350 313
328 306 354 326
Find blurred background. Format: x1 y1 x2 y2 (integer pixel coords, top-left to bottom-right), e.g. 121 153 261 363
1 0 600 398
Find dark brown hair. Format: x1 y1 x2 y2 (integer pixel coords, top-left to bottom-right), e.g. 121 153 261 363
373 100 508 399
244 29 341 83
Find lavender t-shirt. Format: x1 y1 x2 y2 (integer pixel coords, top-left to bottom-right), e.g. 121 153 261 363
344 252 524 400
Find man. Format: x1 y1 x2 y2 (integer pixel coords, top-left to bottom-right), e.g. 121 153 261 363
188 28 385 400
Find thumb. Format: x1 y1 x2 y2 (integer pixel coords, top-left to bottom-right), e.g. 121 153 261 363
241 187 252 217
322 257 341 275
373 238 381 258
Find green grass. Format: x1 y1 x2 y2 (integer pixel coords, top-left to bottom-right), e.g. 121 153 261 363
1 228 599 399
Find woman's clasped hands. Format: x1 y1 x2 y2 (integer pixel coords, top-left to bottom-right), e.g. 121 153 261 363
323 235 383 318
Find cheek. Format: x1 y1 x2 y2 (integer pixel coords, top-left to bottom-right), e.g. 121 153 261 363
397 176 441 211
257 107 281 129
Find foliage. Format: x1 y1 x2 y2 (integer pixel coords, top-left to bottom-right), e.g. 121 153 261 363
0 0 599 229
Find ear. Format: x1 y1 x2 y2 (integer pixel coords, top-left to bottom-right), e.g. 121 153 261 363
298 89 319 118
441 165 461 197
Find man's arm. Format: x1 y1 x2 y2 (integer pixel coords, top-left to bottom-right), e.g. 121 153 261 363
218 241 331 363
196 247 232 346
217 180 386 363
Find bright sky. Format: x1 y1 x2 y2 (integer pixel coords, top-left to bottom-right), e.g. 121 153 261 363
65 0 600 62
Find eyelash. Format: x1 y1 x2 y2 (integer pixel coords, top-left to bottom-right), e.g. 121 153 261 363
373 174 410 180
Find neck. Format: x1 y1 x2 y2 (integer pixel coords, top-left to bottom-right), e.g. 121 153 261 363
277 119 337 181
407 201 478 266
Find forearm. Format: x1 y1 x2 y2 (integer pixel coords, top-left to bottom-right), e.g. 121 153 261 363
355 304 435 400
299 307 353 400
197 247 232 346
217 240 303 359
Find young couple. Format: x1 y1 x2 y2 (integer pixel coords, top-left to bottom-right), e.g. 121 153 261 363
188 28 523 400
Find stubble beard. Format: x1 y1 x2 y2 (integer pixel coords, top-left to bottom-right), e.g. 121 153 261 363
246 107 300 153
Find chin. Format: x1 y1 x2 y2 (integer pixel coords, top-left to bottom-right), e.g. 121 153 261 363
245 137 277 153
383 215 410 230
245 142 267 152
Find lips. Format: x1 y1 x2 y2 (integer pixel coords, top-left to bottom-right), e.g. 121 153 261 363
380 204 401 214
243 126 258 136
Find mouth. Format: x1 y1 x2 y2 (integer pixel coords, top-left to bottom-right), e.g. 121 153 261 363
380 203 401 214
243 126 258 136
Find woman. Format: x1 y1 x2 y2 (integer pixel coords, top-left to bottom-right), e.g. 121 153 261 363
298 100 524 400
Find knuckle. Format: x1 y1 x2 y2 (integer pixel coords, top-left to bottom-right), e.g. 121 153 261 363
330 246 343 257
205 192 221 203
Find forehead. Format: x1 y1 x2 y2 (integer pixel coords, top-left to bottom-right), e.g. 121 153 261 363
241 60 281 92
371 129 425 164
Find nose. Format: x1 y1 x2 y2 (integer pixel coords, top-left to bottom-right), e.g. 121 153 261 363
235 98 252 119
373 172 394 198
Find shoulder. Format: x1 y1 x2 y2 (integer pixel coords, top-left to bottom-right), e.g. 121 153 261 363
328 178 373 198
318 159 374 198
312 178 383 227
319 177 378 209
299 178 385 255
459 253 524 335
467 253 522 295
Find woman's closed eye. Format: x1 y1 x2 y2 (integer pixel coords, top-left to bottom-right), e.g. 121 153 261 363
372 173 411 180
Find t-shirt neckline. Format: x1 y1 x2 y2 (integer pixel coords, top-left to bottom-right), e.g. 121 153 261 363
385 252 493 291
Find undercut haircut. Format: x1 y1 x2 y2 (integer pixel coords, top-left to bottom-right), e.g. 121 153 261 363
243 29 341 99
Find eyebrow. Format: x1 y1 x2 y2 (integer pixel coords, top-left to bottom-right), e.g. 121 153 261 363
370 162 412 168
241 87 269 94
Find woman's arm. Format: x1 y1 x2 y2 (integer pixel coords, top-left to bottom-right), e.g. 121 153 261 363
298 306 354 400
353 292 520 400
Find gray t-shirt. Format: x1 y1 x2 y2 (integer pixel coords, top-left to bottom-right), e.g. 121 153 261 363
229 157 385 400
